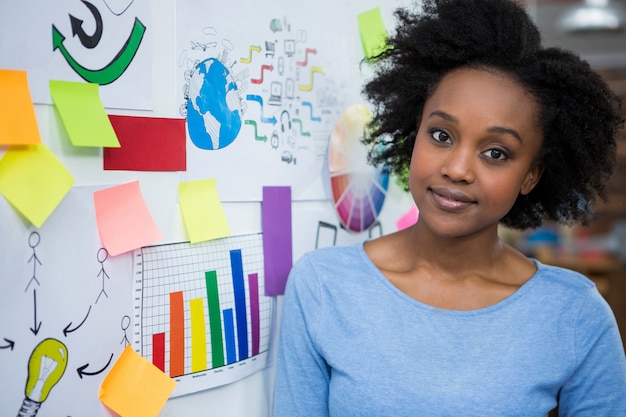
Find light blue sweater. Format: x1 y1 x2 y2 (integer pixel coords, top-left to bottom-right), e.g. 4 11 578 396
274 242 626 416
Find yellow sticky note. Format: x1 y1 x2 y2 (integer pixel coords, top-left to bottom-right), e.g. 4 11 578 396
0 144 74 228
357 8 390 59
93 181 163 256
178 179 230 243
0 69 41 145
99 344 177 417
49 79 120 147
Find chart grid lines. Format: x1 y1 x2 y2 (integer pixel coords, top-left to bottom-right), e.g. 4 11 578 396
132 233 274 397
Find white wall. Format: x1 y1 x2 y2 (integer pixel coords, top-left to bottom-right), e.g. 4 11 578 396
0 1 414 416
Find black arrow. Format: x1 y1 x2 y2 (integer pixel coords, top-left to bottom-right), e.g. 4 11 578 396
0 338 15 350
30 289 42 335
63 305 92 337
70 0 103 49
77 353 113 379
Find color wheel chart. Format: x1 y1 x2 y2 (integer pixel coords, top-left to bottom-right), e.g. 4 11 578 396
132 233 275 397
328 104 390 233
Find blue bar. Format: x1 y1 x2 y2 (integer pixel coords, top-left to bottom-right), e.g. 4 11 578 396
230 249 249 360
223 308 237 364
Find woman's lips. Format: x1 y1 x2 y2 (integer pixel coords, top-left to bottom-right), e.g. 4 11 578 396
429 187 475 211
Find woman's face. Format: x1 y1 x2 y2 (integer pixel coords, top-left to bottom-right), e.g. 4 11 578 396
409 67 544 239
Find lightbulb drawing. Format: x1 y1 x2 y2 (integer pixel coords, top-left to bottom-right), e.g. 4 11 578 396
17 338 68 417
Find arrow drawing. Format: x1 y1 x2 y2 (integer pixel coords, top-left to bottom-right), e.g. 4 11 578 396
52 17 146 85
244 120 267 142
302 101 322 122
0 338 15 351
250 64 273 84
77 353 114 379
246 95 277 124
63 305 92 337
70 0 103 49
298 67 325 91
240 45 261 63
30 289 42 336
296 48 317 66
292 118 311 137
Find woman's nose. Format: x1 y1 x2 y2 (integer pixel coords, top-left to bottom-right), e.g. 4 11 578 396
440 147 476 183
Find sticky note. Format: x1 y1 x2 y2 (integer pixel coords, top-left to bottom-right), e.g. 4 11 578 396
0 69 41 145
99 344 176 417
105 115 186 171
357 7 390 59
49 80 120 147
93 180 163 256
178 179 230 243
0 144 74 228
396 205 419 231
262 186 293 296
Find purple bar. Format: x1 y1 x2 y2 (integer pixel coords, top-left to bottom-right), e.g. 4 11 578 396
262 186 293 295
248 273 260 356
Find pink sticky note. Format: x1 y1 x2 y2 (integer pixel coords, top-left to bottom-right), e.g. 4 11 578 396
94 181 163 256
396 205 419 231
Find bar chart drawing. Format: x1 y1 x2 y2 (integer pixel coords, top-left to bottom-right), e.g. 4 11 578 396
132 233 275 397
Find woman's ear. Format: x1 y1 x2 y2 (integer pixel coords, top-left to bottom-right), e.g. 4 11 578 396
520 161 545 195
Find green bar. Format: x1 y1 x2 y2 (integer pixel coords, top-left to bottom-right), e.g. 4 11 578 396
205 270 224 368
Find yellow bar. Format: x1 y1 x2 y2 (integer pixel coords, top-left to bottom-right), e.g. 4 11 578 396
190 298 207 372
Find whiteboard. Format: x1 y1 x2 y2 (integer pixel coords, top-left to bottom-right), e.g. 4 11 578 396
0 0 415 416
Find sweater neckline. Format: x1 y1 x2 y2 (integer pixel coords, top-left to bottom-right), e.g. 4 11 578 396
357 240 543 316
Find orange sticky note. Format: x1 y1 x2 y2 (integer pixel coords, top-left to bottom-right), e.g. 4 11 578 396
0 144 74 227
93 181 163 256
49 79 120 147
99 344 176 417
0 69 41 145
178 179 230 243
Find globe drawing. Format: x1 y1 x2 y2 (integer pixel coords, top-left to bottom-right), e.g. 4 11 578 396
186 58 242 150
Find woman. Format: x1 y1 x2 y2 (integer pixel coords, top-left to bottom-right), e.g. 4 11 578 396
274 0 626 415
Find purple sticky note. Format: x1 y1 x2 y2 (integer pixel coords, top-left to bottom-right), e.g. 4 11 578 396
262 186 293 295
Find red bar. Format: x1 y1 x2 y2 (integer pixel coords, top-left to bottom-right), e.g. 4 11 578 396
152 333 165 372
170 291 185 377
248 273 260 356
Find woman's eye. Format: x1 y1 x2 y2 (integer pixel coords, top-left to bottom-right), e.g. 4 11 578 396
431 130 450 143
482 148 508 161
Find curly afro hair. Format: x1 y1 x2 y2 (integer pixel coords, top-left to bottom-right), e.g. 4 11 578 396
361 0 623 230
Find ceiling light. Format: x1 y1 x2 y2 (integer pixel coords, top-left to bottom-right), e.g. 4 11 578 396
557 0 625 33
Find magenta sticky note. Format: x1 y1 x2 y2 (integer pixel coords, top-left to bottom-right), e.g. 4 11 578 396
396 205 419 231
262 186 293 296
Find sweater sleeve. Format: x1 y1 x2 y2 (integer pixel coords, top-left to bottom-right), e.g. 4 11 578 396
273 254 330 417
558 287 626 416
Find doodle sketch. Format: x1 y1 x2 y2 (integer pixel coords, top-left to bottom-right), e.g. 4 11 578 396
176 0 357 201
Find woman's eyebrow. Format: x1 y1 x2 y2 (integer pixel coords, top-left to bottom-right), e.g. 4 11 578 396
488 126 522 143
429 110 522 142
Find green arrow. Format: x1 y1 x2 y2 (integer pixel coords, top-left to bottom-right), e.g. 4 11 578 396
52 17 146 85
245 120 267 142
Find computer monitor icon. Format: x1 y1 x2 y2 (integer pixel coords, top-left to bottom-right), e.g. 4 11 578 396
284 39 295 57
268 81 282 106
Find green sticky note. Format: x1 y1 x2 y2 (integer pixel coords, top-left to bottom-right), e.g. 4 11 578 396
0 144 74 228
49 80 120 147
357 7 389 59
178 179 231 243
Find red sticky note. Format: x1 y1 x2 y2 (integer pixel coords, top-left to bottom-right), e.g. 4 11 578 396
262 186 293 296
104 115 186 171
93 181 163 256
